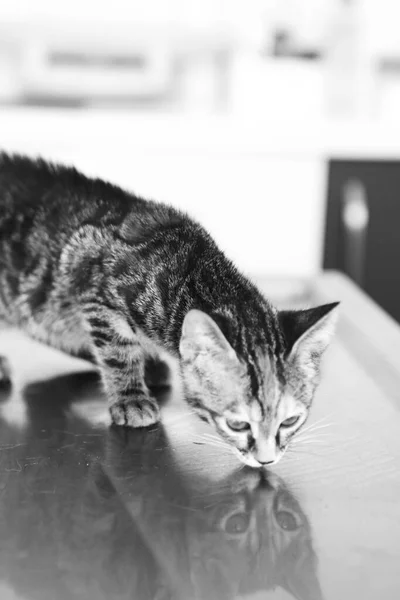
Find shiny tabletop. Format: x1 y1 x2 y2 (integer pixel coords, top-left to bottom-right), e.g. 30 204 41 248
0 272 399 600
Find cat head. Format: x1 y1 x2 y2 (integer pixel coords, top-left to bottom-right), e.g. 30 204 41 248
179 302 339 468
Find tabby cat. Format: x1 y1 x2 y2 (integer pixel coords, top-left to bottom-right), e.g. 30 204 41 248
0 152 338 467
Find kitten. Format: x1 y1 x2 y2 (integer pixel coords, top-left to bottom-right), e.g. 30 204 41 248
0 152 338 467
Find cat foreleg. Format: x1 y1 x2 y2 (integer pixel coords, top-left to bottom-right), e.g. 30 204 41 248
83 307 160 428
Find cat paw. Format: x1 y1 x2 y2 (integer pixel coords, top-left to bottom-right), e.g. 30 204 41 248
110 393 160 428
0 356 11 386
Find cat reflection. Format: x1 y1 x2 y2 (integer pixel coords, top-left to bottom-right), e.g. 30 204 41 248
107 425 323 600
0 373 323 600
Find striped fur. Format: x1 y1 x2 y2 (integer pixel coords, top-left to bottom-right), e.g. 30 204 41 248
0 153 338 467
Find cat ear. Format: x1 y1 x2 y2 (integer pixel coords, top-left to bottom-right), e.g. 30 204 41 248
179 310 237 362
279 302 339 362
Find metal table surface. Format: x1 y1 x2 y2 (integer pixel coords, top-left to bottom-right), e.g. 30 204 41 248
0 272 399 600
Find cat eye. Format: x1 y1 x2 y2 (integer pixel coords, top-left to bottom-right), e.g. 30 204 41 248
275 510 300 531
226 419 250 432
281 416 300 428
274 490 303 531
224 512 250 534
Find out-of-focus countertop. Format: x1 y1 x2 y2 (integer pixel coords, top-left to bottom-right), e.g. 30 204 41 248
1 271 400 599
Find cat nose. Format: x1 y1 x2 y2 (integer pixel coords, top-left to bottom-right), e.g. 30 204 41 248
254 438 277 465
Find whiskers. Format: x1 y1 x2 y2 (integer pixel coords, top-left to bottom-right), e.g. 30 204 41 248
164 409 236 459
286 414 336 461
296 413 334 436
192 432 232 454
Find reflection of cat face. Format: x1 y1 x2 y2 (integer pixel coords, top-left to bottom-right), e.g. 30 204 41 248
107 428 323 600
180 470 319 600
198 478 304 552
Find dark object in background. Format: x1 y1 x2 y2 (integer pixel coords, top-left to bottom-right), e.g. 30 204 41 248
324 160 400 323
270 28 322 60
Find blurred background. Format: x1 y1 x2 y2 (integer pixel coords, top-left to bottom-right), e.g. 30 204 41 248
1 0 400 321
